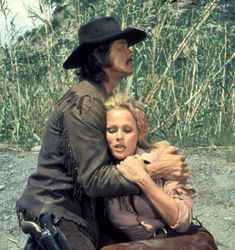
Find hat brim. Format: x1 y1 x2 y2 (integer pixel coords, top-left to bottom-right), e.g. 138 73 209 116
63 28 146 69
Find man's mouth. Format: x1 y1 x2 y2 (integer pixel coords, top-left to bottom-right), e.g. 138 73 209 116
126 58 133 65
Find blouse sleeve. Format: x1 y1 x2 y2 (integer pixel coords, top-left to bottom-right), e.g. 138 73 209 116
135 147 195 232
163 180 195 232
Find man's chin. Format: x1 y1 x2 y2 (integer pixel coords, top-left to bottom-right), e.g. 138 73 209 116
122 70 133 78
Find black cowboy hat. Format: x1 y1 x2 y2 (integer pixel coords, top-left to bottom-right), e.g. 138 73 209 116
63 17 147 69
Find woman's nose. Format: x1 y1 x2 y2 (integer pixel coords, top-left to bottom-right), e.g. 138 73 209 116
116 130 123 140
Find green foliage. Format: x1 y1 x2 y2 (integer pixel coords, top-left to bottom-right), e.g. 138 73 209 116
0 0 234 148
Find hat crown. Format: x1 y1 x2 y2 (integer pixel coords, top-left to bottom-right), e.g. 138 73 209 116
63 16 146 69
78 17 121 44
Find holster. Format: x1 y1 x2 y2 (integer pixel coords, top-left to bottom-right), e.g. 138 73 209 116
21 213 72 250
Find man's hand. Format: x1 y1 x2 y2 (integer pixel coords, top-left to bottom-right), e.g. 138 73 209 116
146 146 189 181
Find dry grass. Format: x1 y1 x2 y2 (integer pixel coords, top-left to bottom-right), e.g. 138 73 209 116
0 0 234 148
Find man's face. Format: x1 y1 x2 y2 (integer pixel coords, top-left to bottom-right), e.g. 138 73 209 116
105 39 133 80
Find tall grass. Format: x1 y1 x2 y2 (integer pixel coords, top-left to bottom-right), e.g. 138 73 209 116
0 0 234 148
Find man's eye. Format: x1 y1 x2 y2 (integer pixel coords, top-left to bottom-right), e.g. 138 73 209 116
118 44 127 50
107 127 117 133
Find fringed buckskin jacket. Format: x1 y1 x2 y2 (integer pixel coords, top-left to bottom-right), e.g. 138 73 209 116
16 80 139 241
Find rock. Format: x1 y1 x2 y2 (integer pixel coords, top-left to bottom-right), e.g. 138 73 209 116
31 145 41 152
0 184 6 191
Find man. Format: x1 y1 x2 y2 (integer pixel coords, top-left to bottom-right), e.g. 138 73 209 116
17 17 188 250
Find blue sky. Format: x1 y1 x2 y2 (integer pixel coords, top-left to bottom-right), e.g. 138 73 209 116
0 0 41 42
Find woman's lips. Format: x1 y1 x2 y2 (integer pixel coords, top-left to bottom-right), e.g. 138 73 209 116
114 144 126 152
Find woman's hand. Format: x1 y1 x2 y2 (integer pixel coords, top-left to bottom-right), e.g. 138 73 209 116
116 155 151 184
117 154 180 227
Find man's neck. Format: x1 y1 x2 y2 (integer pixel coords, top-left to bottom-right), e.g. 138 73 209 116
103 77 120 94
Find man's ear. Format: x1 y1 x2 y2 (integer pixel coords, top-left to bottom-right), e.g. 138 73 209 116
94 49 102 64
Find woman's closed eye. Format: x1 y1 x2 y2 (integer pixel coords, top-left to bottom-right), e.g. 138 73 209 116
106 126 133 134
107 127 117 133
123 126 133 133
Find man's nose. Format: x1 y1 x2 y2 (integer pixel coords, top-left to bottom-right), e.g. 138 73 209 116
128 48 133 56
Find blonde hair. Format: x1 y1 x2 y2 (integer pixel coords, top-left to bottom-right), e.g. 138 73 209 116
105 94 168 149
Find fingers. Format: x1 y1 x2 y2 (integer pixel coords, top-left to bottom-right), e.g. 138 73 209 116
180 162 189 179
168 154 186 164
178 171 190 180
181 163 188 174
170 161 189 180
129 154 142 159
177 161 188 172
173 154 186 162
163 145 178 154
123 154 143 163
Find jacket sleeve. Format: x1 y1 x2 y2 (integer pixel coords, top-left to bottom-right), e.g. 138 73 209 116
64 95 140 197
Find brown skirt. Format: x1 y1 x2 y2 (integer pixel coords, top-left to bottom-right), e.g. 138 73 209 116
100 224 218 250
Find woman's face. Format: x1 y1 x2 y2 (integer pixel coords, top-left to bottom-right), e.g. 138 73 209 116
106 108 138 160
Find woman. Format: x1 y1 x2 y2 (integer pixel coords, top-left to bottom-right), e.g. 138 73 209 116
101 94 217 250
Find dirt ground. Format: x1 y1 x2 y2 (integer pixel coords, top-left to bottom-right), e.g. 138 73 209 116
0 144 234 250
